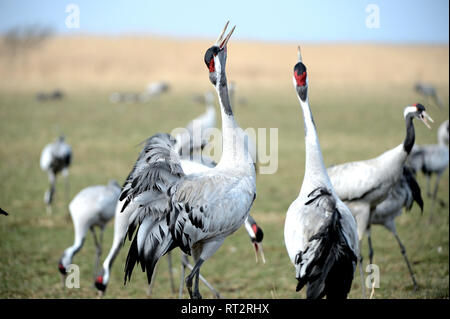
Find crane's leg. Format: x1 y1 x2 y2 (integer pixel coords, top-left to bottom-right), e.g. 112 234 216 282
393 231 418 290
63 168 70 205
179 253 188 299
45 171 56 214
167 251 176 293
351 202 371 299
367 227 374 266
186 239 224 299
91 227 103 285
180 253 221 299
186 258 204 299
358 243 367 299
426 175 431 198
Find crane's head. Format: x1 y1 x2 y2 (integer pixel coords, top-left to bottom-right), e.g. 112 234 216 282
245 217 266 264
293 46 308 102
204 21 235 87
403 103 433 129
94 269 108 297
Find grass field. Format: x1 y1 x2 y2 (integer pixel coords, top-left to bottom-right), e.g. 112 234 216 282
0 36 448 299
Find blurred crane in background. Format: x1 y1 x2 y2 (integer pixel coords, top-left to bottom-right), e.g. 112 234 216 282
40 135 72 214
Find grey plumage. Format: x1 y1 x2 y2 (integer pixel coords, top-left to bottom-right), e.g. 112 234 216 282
369 166 423 289
122 23 256 300
407 119 449 219
326 104 432 297
40 135 72 213
58 180 121 286
284 47 358 300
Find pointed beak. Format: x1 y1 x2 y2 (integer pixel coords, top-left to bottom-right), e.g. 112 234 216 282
297 45 302 62
421 111 434 129
215 21 236 50
253 242 266 264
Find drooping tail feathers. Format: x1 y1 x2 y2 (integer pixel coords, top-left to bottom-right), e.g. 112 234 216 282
295 208 357 299
121 133 184 285
124 215 175 285
403 166 424 212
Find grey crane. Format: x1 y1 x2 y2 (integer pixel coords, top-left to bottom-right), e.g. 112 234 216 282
414 82 443 108
284 47 359 299
103 23 256 300
326 104 433 297
40 135 72 214
58 180 121 286
407 119 449 220
368 165 423 291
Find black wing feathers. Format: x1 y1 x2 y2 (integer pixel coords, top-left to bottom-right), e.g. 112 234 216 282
296 187 357 299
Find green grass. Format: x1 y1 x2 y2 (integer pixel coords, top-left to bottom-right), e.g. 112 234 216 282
0 86 448 299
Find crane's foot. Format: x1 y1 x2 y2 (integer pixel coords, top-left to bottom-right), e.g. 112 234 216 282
192 291 202 299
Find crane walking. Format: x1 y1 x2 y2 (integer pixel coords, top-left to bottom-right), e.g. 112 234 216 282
327 103 433 297
369 166 423 291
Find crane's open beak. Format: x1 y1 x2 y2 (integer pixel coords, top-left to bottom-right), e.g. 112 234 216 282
297 45 302 62
420 111 434 129
215 21 236 50
253 242 266 264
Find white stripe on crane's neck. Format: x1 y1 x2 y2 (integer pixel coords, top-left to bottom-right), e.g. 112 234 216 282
403 106 417 118
215 79 253 172
296 86 332 196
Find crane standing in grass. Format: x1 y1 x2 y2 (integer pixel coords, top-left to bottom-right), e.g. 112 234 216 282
58 180 121 287
327 103 433 297
284 47 359 299
40 135 72 214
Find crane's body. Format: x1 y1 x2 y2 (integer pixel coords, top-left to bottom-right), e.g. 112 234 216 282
58 180 121 285
40 136 72 214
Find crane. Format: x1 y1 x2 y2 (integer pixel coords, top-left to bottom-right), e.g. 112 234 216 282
40 135 72 214
58 180 121 286
284 47 359 299
327 103 433 297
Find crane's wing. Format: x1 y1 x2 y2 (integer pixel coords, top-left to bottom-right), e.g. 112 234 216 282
402 166 423 212
167 172 254 253
327 161 384 202
295 187 357 299
121 133 185 284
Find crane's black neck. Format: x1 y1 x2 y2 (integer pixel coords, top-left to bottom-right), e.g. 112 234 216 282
403 114 415 155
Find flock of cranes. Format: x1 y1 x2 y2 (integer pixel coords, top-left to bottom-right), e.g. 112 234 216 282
36 22 448 299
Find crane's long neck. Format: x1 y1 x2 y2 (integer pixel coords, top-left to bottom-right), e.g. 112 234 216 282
215 79 253 171
403 115 415 155
298 96 331 194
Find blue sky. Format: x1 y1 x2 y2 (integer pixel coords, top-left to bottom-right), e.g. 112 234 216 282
0 0 448 43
